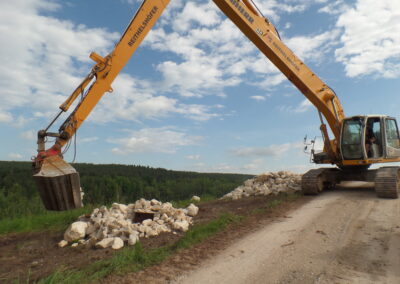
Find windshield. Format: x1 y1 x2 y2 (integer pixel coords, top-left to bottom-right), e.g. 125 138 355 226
341 118 364 160
385 119 400 149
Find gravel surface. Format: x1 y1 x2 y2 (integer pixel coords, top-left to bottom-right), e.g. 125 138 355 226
173 184 400 284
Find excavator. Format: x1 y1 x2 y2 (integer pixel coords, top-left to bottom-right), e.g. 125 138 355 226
33 0 400 211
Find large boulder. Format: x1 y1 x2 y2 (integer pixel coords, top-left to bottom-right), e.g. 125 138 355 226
95 237 114 249
186 204 199 217
128 232 139 246
191 196 201 202
173 220 189 232
64 221 88 242
112 237 124 250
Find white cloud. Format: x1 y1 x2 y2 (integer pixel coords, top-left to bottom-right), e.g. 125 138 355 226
242 158 264 170
231 143 295 157
0 0 227 133
172 2 220 32
279 99 313 113
79 137 99 143
0 0 118 121
20 130 36 140
186 155 201 160
8 153 23 160
318 0 348 15
144 0 331 97
250 96 266 101
90 74 220 123
110 127 203 154
0 110 12 123
294 99 313 113
285 30 340 62
334 0 400 78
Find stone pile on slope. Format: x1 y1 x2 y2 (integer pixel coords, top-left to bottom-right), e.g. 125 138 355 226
222 171 302 200
60 198 199 250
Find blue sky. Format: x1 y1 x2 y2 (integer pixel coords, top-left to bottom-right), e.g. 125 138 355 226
0 0 399 174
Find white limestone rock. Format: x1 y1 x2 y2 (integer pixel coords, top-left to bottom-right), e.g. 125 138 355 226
95 237 115 249
173 220 189 232
191 195 201 202
62 198 201 249
186 204 199 217
64 221 88 242
221 171 302 200
128 233 139 246
150 199 161 206
112 237 124 250
142 219 153 226
58 240 68 248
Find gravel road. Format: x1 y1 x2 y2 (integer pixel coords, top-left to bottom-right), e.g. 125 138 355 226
173 184 400 284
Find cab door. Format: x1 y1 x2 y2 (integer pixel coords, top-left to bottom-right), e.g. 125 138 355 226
384 118 400 158
341 117 365 160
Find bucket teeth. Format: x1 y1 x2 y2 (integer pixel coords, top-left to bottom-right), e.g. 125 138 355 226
34 156 82 211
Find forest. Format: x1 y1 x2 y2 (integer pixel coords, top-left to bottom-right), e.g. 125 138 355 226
0 161 252 219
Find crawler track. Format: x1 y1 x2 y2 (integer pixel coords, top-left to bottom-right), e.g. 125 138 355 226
301 168 327 195
375 167 400 198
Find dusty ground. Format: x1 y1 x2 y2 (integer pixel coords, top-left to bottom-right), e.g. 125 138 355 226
3 184 398 284
172 184 400 284
0 193 303 283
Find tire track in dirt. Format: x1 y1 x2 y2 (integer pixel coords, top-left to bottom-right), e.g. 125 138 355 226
173 185 400 284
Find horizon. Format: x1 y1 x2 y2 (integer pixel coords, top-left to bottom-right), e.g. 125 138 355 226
0 0 399 175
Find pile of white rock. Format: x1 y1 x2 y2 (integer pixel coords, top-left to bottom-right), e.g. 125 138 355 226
59 198 199 250
221 171 302 200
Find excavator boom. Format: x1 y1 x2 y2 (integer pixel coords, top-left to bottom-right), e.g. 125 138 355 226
213 0 345 162
34 0 171 210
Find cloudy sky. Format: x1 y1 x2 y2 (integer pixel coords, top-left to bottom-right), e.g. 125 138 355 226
0 0 399 174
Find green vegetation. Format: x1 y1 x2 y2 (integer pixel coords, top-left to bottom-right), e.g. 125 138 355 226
0 206 94 235
38 193 301 283
39 213 242 284
0 161 251 232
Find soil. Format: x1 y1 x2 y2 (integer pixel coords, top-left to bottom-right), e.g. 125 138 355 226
172 184 400 284
6 184 396 284
0 193 306 283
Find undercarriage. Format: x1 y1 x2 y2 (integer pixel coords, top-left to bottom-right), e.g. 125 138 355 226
301 166 400 199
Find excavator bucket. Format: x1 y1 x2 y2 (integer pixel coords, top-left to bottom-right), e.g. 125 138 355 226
33 155 82 211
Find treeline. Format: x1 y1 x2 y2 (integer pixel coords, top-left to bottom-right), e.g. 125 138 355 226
0 161 252 219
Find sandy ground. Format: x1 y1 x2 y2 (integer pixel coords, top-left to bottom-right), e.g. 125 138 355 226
173 185 400 284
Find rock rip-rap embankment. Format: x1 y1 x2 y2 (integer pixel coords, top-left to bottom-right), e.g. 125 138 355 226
60 198 199 250
222 171 302 200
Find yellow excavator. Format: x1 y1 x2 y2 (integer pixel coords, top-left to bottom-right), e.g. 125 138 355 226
33 0 400 211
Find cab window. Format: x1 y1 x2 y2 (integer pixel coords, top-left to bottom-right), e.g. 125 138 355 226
341 118 363 160
385 119 400 149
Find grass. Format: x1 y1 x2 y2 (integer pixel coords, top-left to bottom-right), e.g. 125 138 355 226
39 213 242 284
0 194 217 236
171 194 216 208
0 206 95 235
8 192 302 283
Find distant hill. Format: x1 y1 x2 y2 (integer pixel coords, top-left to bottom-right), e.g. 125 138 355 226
0 161 253 219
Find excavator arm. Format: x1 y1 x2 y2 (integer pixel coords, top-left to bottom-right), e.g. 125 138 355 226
212 0 345 162
33 0 171 211
36 0 171 160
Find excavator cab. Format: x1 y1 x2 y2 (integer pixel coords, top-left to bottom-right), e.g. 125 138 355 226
340 115 400 161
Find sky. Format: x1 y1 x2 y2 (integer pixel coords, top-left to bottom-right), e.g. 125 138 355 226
0 0 399 174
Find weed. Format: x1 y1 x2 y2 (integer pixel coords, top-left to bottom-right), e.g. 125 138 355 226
39 213 241 283
0 206 95 235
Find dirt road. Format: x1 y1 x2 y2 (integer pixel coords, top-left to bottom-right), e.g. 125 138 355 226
173 185 400 284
